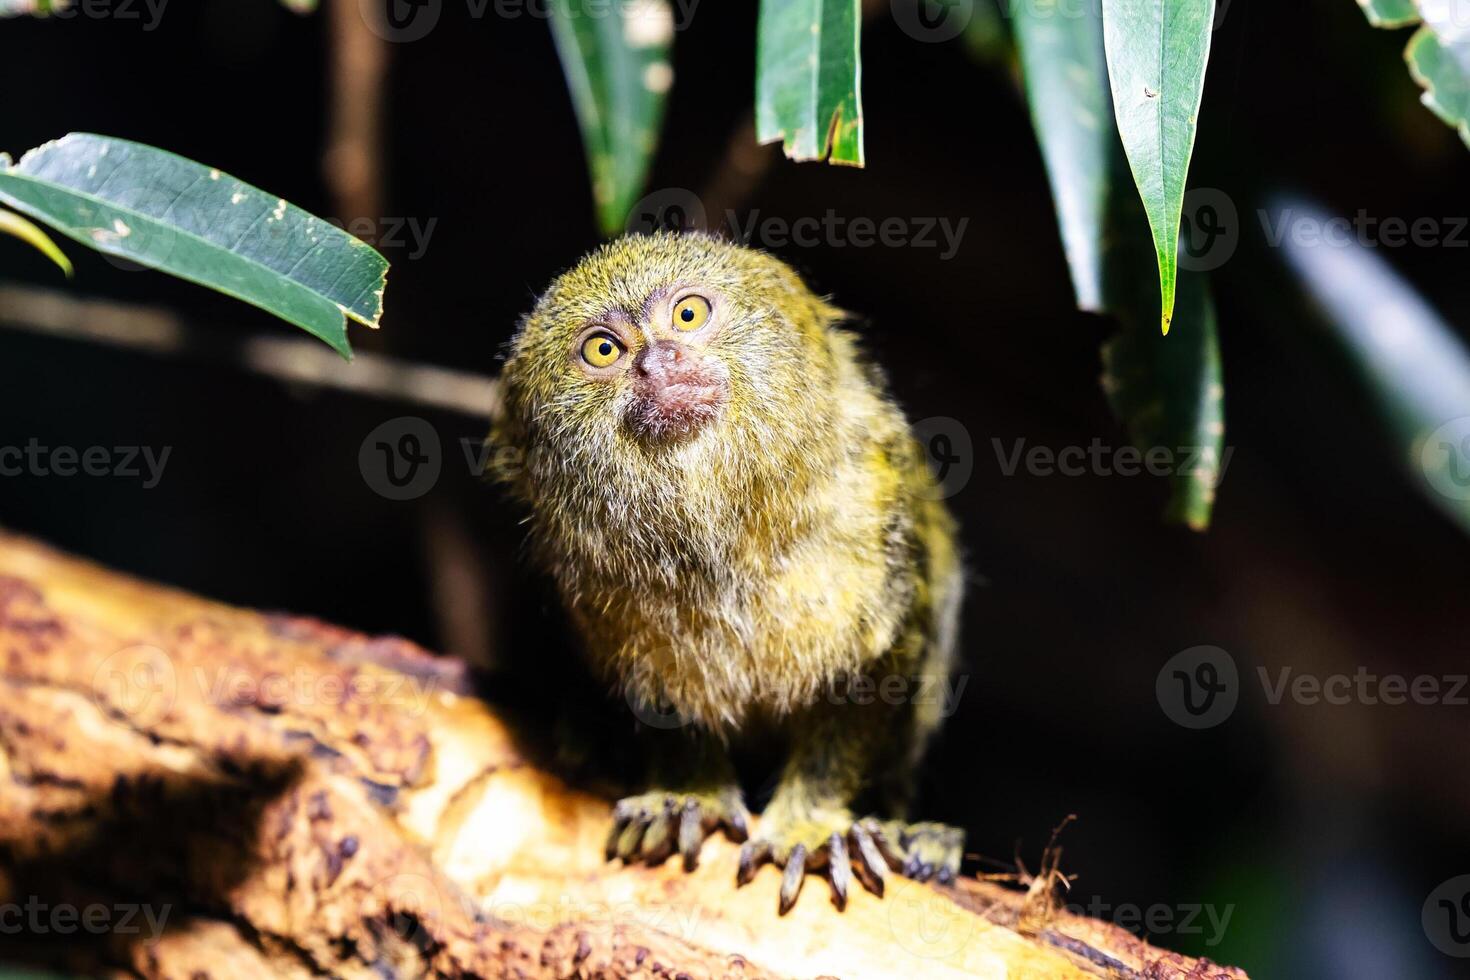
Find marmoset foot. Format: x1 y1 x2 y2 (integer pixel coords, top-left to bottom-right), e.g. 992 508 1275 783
737 814 965 914
737 809 897 914
864 818 965 885
606 787 750 871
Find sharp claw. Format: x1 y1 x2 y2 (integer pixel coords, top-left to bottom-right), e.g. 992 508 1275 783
850 824 887 897
916 861 935 882
737 839 769 886
605 816 628 860
866 820 905 870
726 807 750 842
678 800 703 871
778 844 807 915
616 816 647 861
642 807 675 864
936 867 955 885
827 833 850 910
902 854 921 879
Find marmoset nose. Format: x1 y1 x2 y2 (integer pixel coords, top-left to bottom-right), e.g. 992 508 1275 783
633 341 687 379
625 340 728 441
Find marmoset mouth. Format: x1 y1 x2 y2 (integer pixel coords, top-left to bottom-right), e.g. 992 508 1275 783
625 379 728 441
625 341 729 441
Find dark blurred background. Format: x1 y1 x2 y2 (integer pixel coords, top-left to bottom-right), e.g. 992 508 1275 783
3 0 1469 976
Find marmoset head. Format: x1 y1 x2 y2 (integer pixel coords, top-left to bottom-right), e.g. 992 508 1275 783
493 234 845 508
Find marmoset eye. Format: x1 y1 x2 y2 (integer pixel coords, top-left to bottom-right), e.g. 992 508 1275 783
580 333 624 367
672 295 711 332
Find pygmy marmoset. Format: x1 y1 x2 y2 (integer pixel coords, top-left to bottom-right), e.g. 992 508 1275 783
491 233 965 913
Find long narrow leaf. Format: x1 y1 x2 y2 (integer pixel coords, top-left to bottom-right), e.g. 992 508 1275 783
0 134 387 357
1014 0 1112 312
1275 198 1470 534
1101 267 1225 529
549 0 674 236
0 208 73 277
1011 0 1226 528
1102 0 1216 334
755 0 864 165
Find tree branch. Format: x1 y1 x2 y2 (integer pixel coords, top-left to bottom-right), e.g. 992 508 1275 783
0 532 1249 979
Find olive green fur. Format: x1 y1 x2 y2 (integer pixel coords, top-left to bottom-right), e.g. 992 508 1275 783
490 233 965 899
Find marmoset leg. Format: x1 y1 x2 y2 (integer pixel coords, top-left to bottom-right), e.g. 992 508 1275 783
606 727 749 871
738 685 964 914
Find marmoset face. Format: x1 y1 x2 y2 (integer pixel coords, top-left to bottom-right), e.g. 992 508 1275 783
503 234 838 458
569 284 733 441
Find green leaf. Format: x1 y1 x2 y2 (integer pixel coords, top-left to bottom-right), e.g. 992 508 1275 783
1357 0 1470 147
1009 0 1225 528
755 0 864 165
1407 23 1470 146
1014 0 1113 312
1101 269 1225 529
1274 198 1470 535
0 134 387 358
549 0 673 237
963 0 1011 67
0 0 58 15
1356 0 1420 28
0 207 73 277
1100 85 1225 531
1102 0 1216 334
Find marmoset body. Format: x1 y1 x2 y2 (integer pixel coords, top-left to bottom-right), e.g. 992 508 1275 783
491 234 964 912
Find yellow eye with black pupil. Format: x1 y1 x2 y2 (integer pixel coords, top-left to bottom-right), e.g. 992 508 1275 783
672 295 711 331
581 334 623 367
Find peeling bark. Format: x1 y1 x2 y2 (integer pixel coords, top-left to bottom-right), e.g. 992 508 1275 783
0 532 1249 980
